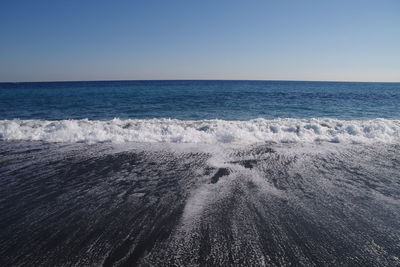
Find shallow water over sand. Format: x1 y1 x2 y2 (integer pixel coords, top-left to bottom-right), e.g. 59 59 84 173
0 141 399 266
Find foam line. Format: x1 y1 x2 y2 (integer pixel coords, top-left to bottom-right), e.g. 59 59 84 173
0 118 399 144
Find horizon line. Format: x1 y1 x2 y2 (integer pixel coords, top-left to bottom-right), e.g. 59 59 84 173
1 78 400 84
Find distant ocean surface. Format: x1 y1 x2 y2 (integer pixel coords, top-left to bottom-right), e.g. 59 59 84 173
1 80 400 120
1 81 400 266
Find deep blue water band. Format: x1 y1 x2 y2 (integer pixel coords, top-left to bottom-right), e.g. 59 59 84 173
1 80 399 120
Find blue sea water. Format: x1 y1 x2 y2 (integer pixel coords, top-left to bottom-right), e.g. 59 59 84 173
1 80 399 120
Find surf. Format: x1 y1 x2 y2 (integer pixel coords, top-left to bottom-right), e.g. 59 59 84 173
1 118 399 144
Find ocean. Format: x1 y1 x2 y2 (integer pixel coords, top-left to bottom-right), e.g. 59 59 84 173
0 80 399 266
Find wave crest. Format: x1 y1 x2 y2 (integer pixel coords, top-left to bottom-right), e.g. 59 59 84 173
0 118 399 144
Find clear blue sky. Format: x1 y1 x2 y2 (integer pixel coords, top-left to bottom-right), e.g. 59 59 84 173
1 0 399 82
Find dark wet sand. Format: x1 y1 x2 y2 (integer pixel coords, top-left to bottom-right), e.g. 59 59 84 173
0 141 399 266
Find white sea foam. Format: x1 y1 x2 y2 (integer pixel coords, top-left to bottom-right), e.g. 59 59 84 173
0 118 399 144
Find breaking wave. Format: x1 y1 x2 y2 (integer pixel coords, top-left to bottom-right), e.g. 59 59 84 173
0 118 399 144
